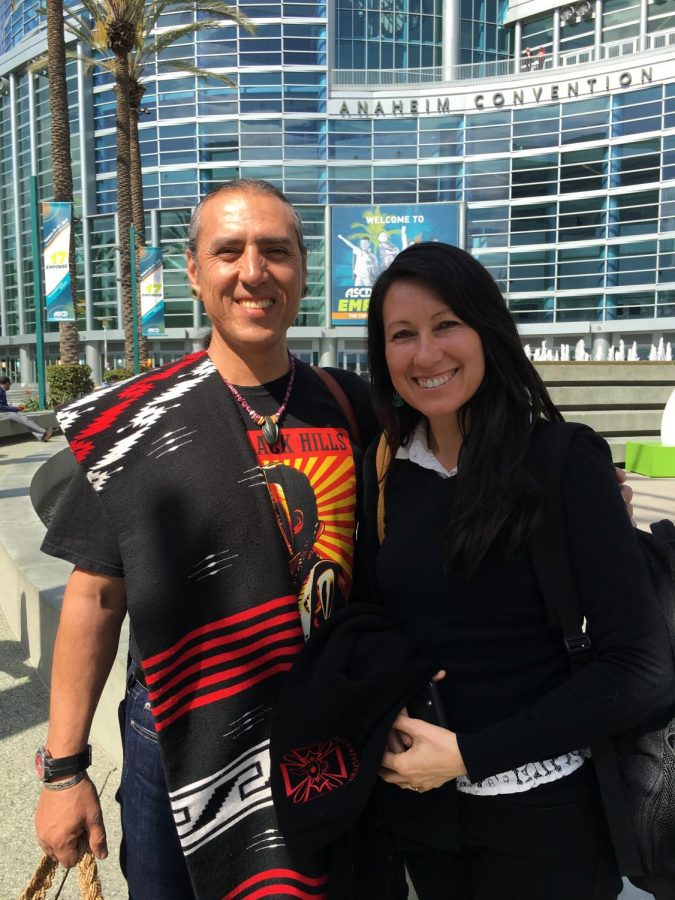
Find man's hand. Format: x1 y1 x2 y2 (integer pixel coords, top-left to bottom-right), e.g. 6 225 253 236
17 404 25 411
35 776 108 867
614 466 635 522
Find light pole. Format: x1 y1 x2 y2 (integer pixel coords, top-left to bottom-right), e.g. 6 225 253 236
29 175 47 408
101 318 109 373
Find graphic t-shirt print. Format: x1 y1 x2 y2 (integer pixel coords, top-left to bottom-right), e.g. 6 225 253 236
249 427 356 639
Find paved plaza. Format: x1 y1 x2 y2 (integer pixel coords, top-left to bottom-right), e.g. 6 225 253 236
0 434 671 899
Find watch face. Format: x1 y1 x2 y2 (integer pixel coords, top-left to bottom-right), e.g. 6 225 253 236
35 748 47 781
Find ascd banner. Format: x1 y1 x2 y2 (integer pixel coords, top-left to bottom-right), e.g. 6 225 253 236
330 203 461 325
139 245 165 336
41 201 75 322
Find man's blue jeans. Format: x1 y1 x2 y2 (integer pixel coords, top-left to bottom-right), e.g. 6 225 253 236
116 670 194 899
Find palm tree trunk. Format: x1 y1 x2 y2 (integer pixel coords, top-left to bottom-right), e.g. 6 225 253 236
45 0 80 365
114 52 135 369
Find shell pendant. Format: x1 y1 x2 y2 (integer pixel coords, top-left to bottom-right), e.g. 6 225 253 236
262 417 280 446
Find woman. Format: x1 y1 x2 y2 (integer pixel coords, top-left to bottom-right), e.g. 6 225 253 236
364 242 672 899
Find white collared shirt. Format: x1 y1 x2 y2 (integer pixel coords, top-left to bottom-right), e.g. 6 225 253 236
395 419 457 479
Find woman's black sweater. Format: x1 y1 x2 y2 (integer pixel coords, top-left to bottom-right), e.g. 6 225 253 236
363 425 673 784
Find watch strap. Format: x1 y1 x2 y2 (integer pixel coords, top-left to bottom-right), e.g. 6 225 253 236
37 745 92 781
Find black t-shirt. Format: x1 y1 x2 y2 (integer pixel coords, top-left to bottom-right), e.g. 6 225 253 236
42 362 377 660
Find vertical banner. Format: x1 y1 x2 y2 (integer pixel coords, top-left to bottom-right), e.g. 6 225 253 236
41 201 75 322
139 245 165 336
330 202 461 325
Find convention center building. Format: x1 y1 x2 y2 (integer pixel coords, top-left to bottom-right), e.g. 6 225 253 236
1 0 674 381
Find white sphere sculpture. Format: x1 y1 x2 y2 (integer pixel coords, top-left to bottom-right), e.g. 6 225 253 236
661 387 675 446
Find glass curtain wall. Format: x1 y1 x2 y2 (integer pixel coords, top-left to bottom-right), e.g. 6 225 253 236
335 0 443 69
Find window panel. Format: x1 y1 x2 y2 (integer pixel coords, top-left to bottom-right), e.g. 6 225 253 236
510 203 556 245
560 147 608 193
559 197 607 241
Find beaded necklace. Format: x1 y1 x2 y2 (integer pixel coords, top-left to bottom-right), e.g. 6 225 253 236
221 352 296 446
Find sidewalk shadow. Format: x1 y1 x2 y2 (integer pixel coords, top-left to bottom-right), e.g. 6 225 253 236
0 655 49 739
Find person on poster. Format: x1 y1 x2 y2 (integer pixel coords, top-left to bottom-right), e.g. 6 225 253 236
377 231 401 270
338 234 379 286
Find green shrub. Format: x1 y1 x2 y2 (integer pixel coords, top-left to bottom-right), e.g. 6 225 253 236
104 367 134 383
47 364 94 407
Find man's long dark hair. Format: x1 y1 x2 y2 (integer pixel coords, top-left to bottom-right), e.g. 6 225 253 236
367 241 563 577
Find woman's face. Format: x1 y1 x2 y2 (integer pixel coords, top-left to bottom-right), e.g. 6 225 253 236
382 279 485 428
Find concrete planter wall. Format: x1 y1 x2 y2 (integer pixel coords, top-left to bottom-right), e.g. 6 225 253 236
0 439 125 765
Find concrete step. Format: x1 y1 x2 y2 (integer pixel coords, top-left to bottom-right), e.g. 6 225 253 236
563 409 662 434
548 384 673 407
535 362 675 383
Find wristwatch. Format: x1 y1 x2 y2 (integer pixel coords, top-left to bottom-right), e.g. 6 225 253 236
34 745 92 783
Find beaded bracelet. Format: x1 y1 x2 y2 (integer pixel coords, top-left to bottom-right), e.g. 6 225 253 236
42 770 88 792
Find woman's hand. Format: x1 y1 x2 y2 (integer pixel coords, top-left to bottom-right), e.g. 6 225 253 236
379 714 467 792
385 708 414 753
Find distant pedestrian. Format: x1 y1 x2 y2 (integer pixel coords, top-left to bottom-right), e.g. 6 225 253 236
523 47 532 71
0 376 52 442
537 46 546 68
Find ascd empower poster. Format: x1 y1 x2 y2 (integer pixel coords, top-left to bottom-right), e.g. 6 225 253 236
330 203 461 325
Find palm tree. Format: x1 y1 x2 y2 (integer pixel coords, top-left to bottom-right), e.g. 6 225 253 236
44 0 80 366
63 0 253 368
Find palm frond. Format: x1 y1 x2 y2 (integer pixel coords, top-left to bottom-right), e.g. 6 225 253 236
158 58 237 86
158 0 254 33
65 0 101 22
27 53 49 74
143 20 229 57
60 6 96 40
64 48 115 76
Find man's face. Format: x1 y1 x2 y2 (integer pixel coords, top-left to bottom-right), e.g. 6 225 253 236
186 190 306 360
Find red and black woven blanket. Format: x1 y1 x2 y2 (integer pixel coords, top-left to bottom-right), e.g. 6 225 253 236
58 352 330 898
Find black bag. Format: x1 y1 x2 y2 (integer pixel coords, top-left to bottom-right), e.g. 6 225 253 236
528 422 675 895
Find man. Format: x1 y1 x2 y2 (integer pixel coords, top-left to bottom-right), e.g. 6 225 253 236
0 375 52 441
35 179 375 899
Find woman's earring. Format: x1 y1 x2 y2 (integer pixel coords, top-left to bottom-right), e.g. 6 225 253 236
191 287 200 299
392 391 405 408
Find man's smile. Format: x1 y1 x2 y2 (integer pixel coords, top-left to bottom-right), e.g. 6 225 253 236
237 297 275 310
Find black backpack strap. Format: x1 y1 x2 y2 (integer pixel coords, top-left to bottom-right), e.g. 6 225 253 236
527 422 644 878
527 423 592 660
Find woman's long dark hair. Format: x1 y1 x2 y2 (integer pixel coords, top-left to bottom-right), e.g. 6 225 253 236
367 241 563 578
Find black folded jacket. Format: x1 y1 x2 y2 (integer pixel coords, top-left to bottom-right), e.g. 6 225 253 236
270 603 454 854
